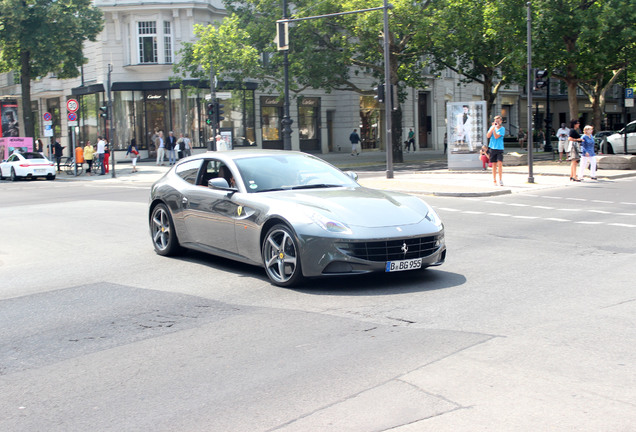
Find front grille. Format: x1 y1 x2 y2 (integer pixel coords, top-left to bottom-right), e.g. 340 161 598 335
338 235 441 262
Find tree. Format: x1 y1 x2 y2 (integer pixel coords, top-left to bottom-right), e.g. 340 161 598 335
0 0 103 138
175 0 437 161
533 0 636 130
423 0 528 122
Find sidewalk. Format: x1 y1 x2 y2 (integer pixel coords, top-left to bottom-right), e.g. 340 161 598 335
55 149 636 197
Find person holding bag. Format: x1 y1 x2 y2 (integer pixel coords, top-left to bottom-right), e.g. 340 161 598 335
126 140 139 173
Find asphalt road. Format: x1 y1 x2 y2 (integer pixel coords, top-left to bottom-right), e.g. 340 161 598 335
0 176 634 431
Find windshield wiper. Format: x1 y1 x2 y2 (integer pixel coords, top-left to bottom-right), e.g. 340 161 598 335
290 184 341 190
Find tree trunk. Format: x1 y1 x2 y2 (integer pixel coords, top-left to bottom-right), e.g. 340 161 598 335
566 79 579 123
392 106 403 163
20 50 34 139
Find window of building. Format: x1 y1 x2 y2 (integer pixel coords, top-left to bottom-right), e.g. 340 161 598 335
138 21 158 64
164 21 172 64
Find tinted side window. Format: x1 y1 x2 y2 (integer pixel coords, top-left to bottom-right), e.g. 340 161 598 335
626 123 636 134
175 160 203 185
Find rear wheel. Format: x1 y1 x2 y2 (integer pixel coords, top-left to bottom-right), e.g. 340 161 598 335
150 203 181 256
46 173 56 181
262 224 304 287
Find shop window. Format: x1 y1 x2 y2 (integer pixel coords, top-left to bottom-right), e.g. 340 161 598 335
261 106 281 141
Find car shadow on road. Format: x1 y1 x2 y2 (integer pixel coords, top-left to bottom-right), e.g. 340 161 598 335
295 269 465 296
179 250 464 295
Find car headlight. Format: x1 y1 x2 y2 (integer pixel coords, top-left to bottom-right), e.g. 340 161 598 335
425 205 443 227
309 212 352 234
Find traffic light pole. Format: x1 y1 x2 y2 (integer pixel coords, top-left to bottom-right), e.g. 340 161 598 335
281 0 292 151
209 65 216 150
526 2 534 183
108 64 116 178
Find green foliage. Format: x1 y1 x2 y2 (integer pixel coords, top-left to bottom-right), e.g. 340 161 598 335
0 0 103 78
424 0 527 117
532 0 636 125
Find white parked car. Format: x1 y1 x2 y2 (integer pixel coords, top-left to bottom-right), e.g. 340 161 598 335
0 152 56 181
606 121 636 154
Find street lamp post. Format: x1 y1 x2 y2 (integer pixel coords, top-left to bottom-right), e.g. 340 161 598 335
382 0 393 179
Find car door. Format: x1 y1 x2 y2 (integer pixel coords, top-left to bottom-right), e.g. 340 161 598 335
181 159 240 255
626 123 636 153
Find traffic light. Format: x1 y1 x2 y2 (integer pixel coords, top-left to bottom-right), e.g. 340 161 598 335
206 102 215 126
534 69 549 90
374 83 385 103
276 20 289 51
99 105 108 119
214 101 225 124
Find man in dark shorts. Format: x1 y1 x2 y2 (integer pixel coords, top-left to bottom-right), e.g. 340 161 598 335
487 115 505 186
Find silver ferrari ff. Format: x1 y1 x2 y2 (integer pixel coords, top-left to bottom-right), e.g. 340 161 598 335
149 150 445 287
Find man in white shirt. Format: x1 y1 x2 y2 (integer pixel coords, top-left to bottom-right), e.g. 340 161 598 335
556 123 570 162
96 136 106 175
156 131 165 165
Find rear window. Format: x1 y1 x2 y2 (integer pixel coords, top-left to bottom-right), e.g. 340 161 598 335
23 152 44 159
175 160 202 185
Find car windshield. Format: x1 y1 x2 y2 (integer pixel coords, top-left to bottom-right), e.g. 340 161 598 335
234 154 358 193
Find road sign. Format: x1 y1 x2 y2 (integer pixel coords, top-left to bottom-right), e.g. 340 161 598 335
68 112 78 126
626 88 634 99
66 99 79 113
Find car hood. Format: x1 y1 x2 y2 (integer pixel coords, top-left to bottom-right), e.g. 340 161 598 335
266 186 429 227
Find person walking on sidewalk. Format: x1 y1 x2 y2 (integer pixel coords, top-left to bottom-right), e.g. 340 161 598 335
579 125 597 181
487 115 505 186
406 128 415 152
166 131 177 165
103 142 110 174
83 141 94 175
126 140 139 173
556 123 570 162
96 136 106 175
349 129 360 156
52 138 65 172
156 131 165 165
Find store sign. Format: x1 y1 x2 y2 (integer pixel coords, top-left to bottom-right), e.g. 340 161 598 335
300 97 320 107
262 97 283 107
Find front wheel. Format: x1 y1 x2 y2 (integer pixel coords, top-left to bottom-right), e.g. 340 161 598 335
262 224 303 287
10 168 18 181
150 203 181 256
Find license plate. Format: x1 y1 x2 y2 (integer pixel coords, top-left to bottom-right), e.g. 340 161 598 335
385 258 422 272
34 169 45 174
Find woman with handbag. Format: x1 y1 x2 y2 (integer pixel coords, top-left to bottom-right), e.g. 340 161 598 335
567 119 583 181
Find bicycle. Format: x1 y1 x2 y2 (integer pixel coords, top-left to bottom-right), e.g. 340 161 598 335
62 157 84 176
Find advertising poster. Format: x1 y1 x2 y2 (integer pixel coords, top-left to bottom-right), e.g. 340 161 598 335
1 100 20 138
447 101 486 170
0 137 33 161
220 129 233 150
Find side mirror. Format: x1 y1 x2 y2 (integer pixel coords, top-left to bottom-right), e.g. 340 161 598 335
208 178 237 192
344 171 358 181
